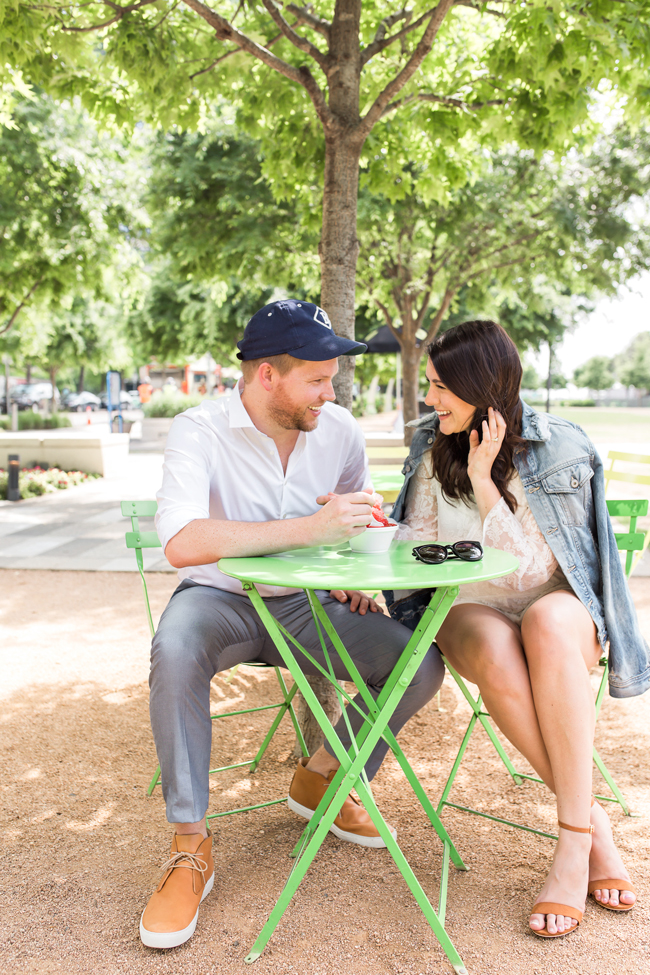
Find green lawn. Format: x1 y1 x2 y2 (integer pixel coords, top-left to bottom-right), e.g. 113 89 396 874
544 407 650 445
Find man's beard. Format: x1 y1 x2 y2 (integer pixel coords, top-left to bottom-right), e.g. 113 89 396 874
268 398 318 432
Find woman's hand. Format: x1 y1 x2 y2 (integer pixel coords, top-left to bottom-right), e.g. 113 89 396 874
467 406 507 484
467 406 506 524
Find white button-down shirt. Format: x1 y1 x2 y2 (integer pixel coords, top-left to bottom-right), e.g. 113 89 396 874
155 384 370 596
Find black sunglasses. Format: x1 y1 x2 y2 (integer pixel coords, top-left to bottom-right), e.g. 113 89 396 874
412 541 483 564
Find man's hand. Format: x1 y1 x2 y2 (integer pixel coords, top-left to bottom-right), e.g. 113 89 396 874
310 491 373 544
330 589 381 615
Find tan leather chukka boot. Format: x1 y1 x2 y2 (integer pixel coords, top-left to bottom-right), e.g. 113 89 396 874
140 831 214 949
288 758 396 848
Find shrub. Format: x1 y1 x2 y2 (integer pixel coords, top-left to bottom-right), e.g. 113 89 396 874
0 466 100 500
142 388 203 418
0 412 72 431
562 399 596 407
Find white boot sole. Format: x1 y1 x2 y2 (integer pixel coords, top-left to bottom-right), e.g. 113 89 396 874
288 797 396 849
139 871 214 949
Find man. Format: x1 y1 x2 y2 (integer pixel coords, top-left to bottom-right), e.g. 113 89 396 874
141 299 444 949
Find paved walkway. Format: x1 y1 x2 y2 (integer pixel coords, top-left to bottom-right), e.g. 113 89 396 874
2 421 649 574
0 454 174 572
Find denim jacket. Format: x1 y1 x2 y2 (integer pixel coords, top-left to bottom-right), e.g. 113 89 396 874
390 402 650 699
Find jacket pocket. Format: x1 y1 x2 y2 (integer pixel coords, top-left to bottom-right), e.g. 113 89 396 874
541 462 593 527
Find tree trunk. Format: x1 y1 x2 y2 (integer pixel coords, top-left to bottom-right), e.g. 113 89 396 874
49 367 58 414
319 3 362 412
26 363 32 384
77 365 85 394
291 673 346 758
402 342 423 445
320 133 362 411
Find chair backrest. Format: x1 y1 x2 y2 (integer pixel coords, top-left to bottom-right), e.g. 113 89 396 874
121 499 161 637
370 471 405 504
606 498 648 577
604 451 650 495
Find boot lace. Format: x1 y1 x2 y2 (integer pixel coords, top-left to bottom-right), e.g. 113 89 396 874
159 850 208 880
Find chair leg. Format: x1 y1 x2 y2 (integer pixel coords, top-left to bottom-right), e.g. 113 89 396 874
147 764 161 796
248 674 301 772
592 746 632 816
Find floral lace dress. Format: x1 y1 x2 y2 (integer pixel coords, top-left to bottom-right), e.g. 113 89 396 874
394 453 573 624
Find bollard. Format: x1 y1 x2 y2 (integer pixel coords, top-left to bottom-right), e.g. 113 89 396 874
8 454 20 502
86 404 92 425
11 402 18 432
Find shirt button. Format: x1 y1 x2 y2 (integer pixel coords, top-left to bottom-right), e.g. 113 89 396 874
405 465 411 472
427 438 433 444
570 477 579 488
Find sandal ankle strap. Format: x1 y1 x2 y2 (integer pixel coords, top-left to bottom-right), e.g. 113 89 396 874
558 820 594 834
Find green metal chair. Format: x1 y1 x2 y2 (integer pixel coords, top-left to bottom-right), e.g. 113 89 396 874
121 500 308 820
435 498 647 837
604 451 650 573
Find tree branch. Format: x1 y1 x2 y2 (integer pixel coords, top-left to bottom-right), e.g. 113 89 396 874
285 3 331 41
0 279 43 336
56 0 157 31
382 91 505 117
374 299 404 348
362 6 436 65
453 0 508 19
360 0 456 136
259 0 328 71
423 287 455 346
180 0 331 124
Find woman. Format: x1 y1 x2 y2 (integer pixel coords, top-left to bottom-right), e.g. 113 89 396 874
388 320 646 937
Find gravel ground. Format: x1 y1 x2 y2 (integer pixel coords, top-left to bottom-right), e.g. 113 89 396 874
1 568 649 975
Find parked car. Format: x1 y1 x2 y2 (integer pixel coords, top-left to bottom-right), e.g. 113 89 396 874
10 382 60 410
126 389 143 408
62 390 102 412
100 389 133 410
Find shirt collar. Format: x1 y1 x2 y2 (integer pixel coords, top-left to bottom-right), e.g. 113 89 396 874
228 382 256 429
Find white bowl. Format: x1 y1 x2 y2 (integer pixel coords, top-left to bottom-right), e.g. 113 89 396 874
349 522 399 554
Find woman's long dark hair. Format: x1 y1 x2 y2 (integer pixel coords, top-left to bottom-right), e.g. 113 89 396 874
428 320 524 513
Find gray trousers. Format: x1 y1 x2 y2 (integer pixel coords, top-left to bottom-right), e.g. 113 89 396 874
150 581 444 823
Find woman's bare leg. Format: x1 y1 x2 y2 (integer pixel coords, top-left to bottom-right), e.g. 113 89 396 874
437 594 634 934
522 593 635 914
436 603 556 790
518 592 600 933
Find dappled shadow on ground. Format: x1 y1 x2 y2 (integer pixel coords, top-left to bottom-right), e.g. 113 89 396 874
2 668 648 975
1 569 649 975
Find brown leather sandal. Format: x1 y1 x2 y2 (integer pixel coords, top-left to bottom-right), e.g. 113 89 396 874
587 878 637 912
588 799 637 912
530 820 593 939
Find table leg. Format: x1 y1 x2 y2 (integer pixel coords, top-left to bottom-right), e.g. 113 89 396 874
241 583 468 974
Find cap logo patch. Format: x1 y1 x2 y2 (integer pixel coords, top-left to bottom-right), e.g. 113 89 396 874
313 306 332 329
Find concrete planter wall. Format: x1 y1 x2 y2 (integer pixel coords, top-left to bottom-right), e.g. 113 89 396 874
0 430 130 477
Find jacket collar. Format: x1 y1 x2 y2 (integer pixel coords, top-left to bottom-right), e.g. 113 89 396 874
406 411 439 431
520 401 551 442
406 401 551 442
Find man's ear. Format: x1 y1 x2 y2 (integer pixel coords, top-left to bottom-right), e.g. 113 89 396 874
258 362 275 391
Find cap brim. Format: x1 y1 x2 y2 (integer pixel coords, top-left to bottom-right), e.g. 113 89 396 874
287 335 367 360
237 336 367 361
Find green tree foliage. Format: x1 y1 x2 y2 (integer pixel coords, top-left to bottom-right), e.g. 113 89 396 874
521 364 542 390
4 0 650 408
574 355 615 392
0 93 144 340
127 271 275 365
616 332 650 393
146 123 317 289
356 129 650 428
128 122 316 363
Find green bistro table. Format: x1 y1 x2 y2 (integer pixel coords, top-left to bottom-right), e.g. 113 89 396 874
219 540 518 974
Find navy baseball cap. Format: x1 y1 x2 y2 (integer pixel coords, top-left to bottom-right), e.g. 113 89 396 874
236 299 367 361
